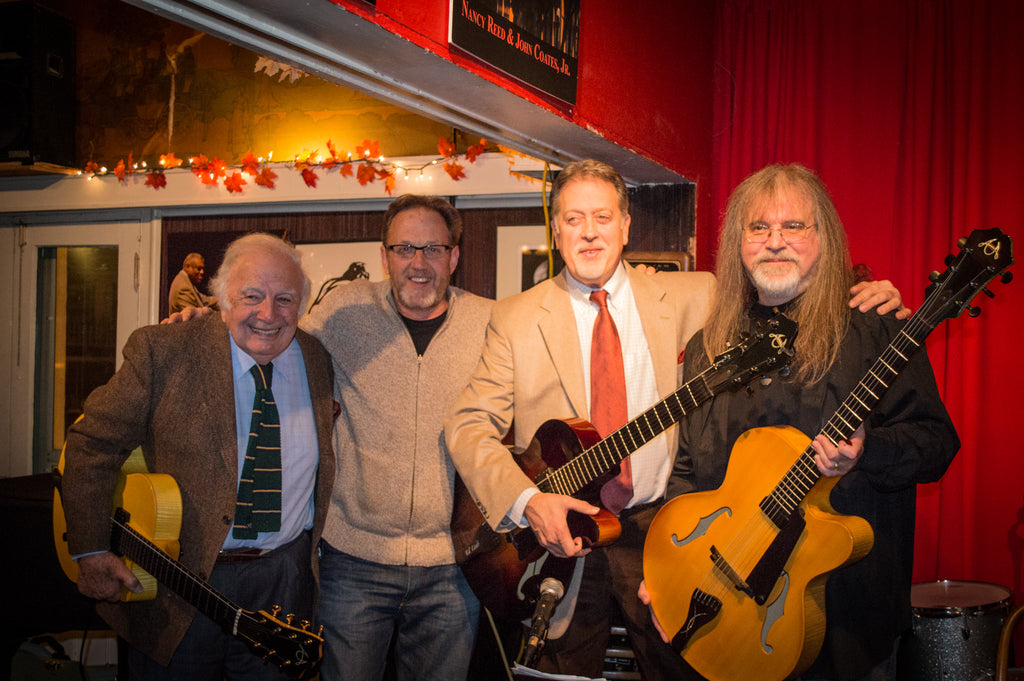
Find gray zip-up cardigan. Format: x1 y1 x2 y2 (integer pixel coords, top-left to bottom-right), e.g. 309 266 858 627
302 278 493 566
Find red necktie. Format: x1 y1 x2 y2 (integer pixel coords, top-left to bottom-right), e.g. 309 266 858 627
589 289 632 513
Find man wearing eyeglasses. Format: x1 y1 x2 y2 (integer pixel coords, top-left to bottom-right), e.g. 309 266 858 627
641 164 957 681
301 194 492 681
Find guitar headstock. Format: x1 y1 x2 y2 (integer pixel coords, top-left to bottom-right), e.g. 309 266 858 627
920 228 1013 325
705 312 798 394
235 607 323 680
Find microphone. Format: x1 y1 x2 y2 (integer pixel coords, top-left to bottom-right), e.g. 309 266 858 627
520 578 565 668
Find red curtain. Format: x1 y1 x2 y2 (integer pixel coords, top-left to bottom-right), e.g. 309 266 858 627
709 0 1024 628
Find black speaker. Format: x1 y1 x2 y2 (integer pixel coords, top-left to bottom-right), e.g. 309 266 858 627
0 1 76 168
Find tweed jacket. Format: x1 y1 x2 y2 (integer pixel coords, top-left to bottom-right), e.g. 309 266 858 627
301 279 493 566
62 313 336 665
445 263 715 529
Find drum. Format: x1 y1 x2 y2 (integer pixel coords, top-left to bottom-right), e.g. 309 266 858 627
899 580 1012 681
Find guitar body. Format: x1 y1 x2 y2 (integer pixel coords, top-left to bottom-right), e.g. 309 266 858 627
53 446 323 678
451 417 622 620
644 425 874 681
53 447 181 602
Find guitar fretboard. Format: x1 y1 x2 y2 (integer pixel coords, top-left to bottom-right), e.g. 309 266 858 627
111 509 242 629
758 231 1007 527
538 374 715 498
759 323 930 526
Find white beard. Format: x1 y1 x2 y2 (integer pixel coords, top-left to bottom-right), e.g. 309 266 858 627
749 260 803 304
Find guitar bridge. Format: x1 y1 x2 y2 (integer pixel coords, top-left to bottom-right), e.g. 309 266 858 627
709 545 753 597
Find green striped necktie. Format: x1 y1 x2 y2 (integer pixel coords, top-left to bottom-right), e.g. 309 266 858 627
233 362 282 539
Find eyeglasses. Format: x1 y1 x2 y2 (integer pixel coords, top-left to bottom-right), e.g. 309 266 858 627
384 244 454 260
744 222 817 244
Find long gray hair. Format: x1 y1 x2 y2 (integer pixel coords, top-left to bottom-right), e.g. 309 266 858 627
703 164 853 385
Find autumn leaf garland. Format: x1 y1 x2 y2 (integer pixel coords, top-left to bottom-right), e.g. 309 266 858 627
86 137 488 195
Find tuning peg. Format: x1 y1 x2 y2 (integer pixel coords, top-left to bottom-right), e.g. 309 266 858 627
957 236 967 248
300 619 311 630
944 254 955 267
1002 271 1013 284
967 305 981 317
286 613 296 624
981 288 996 298
929 270 941 282
270 605 281 617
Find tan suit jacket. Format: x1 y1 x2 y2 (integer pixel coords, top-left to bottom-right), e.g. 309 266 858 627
445 263 715 529
62 314 335 664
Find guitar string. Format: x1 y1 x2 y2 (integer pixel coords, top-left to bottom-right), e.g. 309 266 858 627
544 364 720 497
114 517 318 669
114 515 241 620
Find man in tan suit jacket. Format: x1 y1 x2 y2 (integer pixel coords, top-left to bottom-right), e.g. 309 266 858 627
62 234 335 680
445 159 714 679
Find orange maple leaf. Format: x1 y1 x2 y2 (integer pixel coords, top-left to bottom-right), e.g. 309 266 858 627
384 173 396 196
438 137 457 158
301 167 318 188
465 139 487 163
84 161 100 174
114 160 128 183
339 163 354 178
326 139 339 161
224 172 247 193
209 158 228 180
294 150 317 171
190 155 210 178
255 167 278 189
357 162 378 185
145 171 167 189
241 152 261 176
199 170 219 186
160 153 183 168
356 139 380 160
443 161 466 181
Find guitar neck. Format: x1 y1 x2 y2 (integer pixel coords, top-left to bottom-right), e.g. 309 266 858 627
761 315 935 526
540 368 718 497
111 509 243 629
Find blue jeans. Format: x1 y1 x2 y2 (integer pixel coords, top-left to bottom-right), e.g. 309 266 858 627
318 543 480 681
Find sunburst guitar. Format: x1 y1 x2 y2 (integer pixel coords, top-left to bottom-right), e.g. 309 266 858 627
643 227 1013 681
53 441 323 680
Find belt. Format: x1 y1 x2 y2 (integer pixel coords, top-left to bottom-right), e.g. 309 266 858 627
215 547 272 564
618 499 663 519
215 530 311 564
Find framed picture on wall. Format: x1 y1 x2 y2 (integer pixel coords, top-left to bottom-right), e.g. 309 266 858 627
296 241 383 313
624 251 693 272
496 224 561 300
